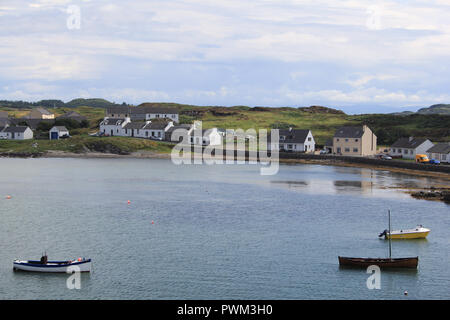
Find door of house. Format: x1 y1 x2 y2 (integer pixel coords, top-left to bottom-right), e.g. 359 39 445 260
51 132 58 140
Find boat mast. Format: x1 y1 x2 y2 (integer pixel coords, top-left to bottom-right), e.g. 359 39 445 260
388 209 392 260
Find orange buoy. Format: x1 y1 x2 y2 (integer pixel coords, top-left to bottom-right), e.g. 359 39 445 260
151 220 154 224
6 195 11 199
77 257 82 262
127 200 131 204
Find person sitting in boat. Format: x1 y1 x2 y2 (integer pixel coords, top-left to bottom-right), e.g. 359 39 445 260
40 255 48 264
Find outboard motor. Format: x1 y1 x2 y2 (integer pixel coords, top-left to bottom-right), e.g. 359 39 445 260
378 229 387 238
40 255 48 264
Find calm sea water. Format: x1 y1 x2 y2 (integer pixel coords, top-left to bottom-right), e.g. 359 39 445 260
0 158 449 300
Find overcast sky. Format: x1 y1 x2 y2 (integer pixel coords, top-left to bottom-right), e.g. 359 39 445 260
1 0 449 113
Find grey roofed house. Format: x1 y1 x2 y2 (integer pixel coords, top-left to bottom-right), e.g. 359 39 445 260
334 126 365 138
56 111 87 122
391 137 429 148
276 128 311 143
101 118 127 125
427 142 450 154
106 106 130 115
0 111 8 119
4 126 30 133
12 118 54 130
143 120 172 130
123 122 147 130
36 107 53 115
164 124 193 141
166 124 192 133
131 106 178 114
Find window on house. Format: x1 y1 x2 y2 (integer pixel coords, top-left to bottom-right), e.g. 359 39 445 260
404 149 408 154
355 139 358 142
345 138 349 142
308 137 311 141
336 138 340 141
345 148 350 152
410 150 413 154
353 148 358 152
442 154 446 160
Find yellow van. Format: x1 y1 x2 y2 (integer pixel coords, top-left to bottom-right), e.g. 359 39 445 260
415 154 429 163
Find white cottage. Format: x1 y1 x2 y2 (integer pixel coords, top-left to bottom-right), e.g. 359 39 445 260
427 143 450 163
165 124 194 142
3 126 33 140
142 121 174 140
99 117 130 136
49 126 69 140
390 137 434 160
130 106 179 123
189 128 222 146
269 128 315 153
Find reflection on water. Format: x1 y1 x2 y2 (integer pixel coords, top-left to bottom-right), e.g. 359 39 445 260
268 165 449 199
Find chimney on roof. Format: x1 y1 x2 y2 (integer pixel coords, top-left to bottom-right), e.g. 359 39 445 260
409 136 414 142
289 127 293 132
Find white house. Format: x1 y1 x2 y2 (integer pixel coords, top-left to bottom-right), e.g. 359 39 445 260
427 143 450 163
269 128 315 153
130 106 179 123
3 126 33 140
390 137 434 160
189 128 222 146
49 126 69 140
122 120 173 140
99 117 130 136
142 121 173 140
165 124 194 142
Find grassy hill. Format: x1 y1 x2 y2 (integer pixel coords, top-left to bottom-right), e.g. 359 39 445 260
417 104 450 115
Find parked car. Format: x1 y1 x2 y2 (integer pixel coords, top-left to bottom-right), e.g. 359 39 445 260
320 149 329 154
429 159 440 165
381 155 392 160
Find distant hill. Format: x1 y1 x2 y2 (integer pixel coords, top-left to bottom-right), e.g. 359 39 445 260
417 104 450 115
298 105 345 115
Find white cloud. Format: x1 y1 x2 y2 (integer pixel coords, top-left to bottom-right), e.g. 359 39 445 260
0 0 449 109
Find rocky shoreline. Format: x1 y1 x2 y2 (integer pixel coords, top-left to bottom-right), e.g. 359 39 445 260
410 188 450 203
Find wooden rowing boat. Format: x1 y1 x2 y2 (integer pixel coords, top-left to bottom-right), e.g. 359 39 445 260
338 256 418 268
